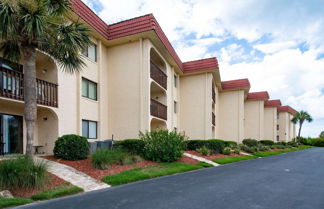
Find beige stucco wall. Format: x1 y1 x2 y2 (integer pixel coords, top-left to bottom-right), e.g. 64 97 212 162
179 73 214 139
244 100 265 140
264 107 277 141
218 90 245 143
278 112 289 142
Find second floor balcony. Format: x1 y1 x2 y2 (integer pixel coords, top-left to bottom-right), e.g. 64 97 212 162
212 88 216 103
212 112 215 126
150 61 167 89
0 67 58 107
150 99 167 120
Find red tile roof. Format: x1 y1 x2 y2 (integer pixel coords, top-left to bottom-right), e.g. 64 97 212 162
183 58 219 73
71 0 218 74
247 91 270 101
221 79 251 91
264 99 282 107
277 106 298 115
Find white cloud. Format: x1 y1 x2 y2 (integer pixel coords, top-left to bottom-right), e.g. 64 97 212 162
254 41 297 54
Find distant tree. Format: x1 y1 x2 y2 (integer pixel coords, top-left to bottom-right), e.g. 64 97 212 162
291 111 313 143
319 131 324 138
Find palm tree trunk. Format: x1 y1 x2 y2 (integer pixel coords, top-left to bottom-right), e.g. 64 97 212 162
297 121 303 143
23 46 37 156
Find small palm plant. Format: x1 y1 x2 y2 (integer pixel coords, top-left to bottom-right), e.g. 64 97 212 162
0 0 92 155
291 111 313 143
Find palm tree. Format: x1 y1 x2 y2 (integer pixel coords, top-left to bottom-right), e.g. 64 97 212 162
291 111 313 143
0 0 92 156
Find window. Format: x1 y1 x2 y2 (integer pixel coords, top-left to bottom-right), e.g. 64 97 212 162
82 78 97 100
82 44 97 62
277 113 279 119
82 120 97 139
277 135 279 142
174 74 177 88
174 101 177 114
277 124 279 131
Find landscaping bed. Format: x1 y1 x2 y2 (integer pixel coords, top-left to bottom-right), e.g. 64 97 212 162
185 150 243 160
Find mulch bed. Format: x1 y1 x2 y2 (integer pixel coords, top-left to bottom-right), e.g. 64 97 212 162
10 173 66 198
185 150 243 160
42 155 201 181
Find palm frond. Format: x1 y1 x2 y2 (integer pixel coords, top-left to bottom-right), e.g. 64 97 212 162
43 0 71 16
0 40 21 62
0 0 18 39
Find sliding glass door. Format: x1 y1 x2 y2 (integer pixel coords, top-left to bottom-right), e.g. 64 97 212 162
0 113 23 154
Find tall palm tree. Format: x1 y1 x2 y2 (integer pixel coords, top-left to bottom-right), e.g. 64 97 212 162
0 0 92 156
291 111 313 143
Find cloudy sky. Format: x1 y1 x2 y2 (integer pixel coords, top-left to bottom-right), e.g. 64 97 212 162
82 0 324 137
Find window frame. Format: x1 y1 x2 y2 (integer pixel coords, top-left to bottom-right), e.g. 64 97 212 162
82 77 98 101
174 101 177 114
277 124 279 131
174 74 177 88
82 119 98 139
82 44 97 62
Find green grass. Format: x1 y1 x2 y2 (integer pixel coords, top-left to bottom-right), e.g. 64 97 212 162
253 145 312 157
213 155 258 164
102 162 207 186
30 182 83 201
0 197 33 209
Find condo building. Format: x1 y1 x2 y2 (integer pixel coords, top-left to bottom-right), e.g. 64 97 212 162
0 0 297 154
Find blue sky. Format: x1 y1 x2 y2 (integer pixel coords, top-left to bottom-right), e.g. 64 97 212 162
82 0 324 137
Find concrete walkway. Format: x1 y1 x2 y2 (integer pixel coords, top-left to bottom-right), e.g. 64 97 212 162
34 157 110 192
184 152 219 166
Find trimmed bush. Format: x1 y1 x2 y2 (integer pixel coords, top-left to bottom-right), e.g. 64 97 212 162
259 140 275 146
223 147 232 155
224 141 238 148
312 138 324 147
277 141 287 146
140 130 185 162
242 139 258 147
258 145 270 151
240 144 257 153
91 149 141 170
0 156 47 189
300 137 313 145
196 146 212 156
287 141 298 147
54 134 89 160
113 139 144 155
232 147 241 154
185 139 225 154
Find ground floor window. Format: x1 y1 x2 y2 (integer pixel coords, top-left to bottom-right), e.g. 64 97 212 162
82 120 97 139
0 113 23 154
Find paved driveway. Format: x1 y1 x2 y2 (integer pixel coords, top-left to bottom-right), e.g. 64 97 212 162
18 148 324 209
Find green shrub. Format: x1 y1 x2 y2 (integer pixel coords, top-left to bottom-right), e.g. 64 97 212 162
113 139 144 155
196 146 212 156
140 130 185 162
242 139 258 147
224 141 238 148
232 146 241 154
287 141 298 147
53 134 89 160
185 139 225 154
299 137 312 145
259 140 275 146
276 144 286 149
223 147 232 155
91 149 141 170
258 145 270 151
312 138 324 147
240 145 257 153
0 156 47 189
276 141 287 146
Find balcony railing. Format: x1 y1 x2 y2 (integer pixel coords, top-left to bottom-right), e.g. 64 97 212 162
0 67 58 107
212 112 215 126
212 88 215 103
150 99 167 120
150 61 167 89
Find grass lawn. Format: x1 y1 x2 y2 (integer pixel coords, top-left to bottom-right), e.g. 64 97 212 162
0 183 83 209
213 155 258 164
102 162 211 186
0 197 33 209
30 182 83 201
253 145 313 157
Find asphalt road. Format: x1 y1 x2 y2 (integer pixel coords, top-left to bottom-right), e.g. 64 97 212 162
18 148 324 209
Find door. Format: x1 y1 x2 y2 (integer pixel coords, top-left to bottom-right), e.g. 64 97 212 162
0 113 23 154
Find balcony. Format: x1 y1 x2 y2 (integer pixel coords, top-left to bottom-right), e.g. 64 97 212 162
212 88 215 103
150 61 167 89
212 112 215 126
0 67 58 107
150 99 167 120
